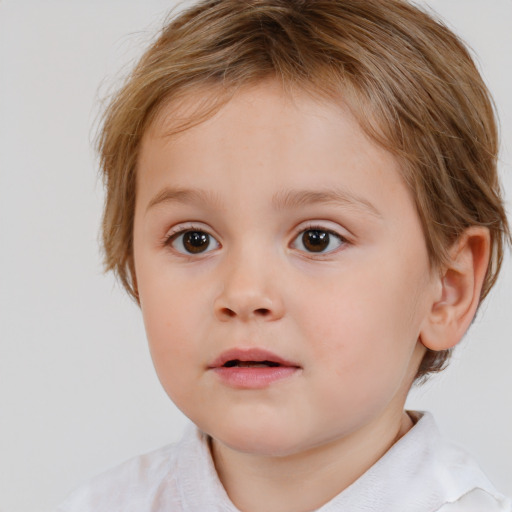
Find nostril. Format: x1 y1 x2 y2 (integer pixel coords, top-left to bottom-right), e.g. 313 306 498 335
220 308 237 318
254 308 271 316
215 301 280 321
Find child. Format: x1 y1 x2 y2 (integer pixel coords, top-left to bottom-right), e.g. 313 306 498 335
59 0 511 510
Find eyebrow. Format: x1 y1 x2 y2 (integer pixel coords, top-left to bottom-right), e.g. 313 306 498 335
272 188 382 218
146 186 382 218
146 187 223 213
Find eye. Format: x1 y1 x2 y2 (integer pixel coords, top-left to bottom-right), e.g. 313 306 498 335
291 228 345 254
167 229 220 255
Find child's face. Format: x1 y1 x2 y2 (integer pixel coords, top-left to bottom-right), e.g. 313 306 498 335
133 81 437 457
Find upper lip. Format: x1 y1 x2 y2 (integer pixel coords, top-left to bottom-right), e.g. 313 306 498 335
208 348 300 369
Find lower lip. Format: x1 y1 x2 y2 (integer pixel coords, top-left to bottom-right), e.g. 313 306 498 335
211 366 299 389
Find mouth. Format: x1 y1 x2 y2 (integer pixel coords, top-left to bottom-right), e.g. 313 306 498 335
208 348 301 389
209 347 299 370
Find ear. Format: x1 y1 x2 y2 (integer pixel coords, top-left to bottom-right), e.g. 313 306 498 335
420 227 490 351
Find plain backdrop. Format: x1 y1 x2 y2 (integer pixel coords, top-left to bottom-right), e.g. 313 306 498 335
0 1 510 511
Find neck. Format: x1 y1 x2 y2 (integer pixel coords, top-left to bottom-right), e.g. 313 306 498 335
210 410 414 512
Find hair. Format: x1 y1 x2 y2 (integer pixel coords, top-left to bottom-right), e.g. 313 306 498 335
97 0 510 380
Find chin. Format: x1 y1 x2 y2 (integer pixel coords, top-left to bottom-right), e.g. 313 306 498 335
206 416 307 457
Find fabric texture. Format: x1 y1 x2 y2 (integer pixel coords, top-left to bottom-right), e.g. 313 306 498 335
57 412 511 512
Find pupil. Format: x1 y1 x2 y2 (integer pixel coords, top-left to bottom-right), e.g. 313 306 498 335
183 231 209 253
303 230 329 252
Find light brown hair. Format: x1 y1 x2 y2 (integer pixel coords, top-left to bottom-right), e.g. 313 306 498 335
97 0 510 380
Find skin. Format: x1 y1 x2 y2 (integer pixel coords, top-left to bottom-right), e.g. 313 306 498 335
132 81 482 512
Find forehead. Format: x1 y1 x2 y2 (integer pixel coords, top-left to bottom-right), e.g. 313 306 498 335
136 80 409 213
139 80 406 191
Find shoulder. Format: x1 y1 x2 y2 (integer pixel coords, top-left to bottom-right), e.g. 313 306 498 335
328 411 511 512
56 425 202 512
404 412 511 512
434 488 512 512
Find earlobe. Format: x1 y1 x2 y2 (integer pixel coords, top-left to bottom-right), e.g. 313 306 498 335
420 227 490 352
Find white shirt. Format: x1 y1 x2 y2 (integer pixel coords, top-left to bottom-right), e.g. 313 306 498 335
58 412 511 511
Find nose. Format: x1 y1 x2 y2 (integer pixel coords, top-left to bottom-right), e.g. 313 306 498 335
213 252 285 322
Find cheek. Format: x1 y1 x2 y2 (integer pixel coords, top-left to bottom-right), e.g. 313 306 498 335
297 263 424 379
139 259 209 332
138 270 211 385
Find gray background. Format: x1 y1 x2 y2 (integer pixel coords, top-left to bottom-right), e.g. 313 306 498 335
0 1 510 511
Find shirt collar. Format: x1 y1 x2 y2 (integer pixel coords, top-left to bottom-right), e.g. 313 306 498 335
175 412 500 512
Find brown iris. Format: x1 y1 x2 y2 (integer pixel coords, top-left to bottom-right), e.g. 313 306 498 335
302 230 330 252
182 231 210 253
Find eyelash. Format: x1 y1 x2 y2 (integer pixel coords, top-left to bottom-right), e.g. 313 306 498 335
162 223 348 256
